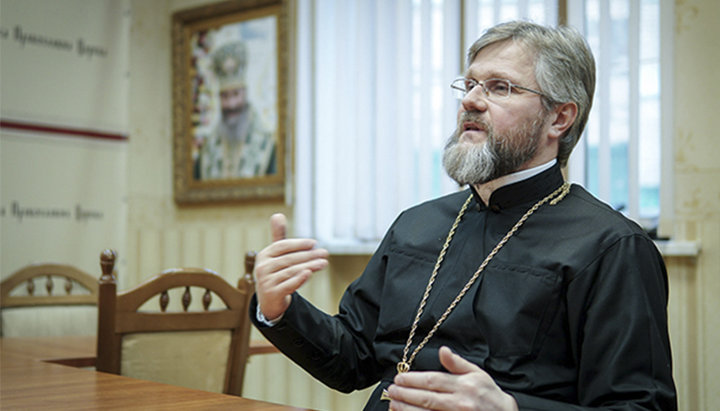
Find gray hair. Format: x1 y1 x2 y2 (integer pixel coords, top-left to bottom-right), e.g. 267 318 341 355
467 21 596 167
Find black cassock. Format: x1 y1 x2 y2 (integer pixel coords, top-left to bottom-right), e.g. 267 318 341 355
250 164 677 410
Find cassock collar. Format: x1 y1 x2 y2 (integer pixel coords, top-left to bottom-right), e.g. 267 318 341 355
469 163 565 213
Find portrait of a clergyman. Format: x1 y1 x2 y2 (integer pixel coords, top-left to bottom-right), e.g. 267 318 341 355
191 17 277 181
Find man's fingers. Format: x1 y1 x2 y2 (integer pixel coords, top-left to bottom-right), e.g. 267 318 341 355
389 348 512 411
438 346 481 375
391 347 483 395
266 268 314 295
260 245 328 273
270 213 287 242
387 385 455 411
259 257 328 289
394 370 455 394
266 238 319 257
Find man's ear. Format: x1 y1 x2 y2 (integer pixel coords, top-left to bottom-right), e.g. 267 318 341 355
548 102 578 140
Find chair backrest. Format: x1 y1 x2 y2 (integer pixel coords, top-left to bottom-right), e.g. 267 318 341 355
1 263 99 337
1 263 98 308
96 249 256 396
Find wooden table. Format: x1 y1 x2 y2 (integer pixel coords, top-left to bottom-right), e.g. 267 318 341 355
0 336 305 410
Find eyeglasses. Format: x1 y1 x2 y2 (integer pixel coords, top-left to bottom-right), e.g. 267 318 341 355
450 77 547 101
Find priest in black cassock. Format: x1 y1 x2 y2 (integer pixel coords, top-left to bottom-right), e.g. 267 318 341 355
249 20 677 411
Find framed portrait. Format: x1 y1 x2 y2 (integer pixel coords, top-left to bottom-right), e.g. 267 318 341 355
172 0 288 203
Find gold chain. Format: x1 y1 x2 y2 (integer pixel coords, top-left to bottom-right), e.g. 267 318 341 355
384 182 571 394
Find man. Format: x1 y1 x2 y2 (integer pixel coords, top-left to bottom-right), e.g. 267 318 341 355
250 21 676 410
196 41 276 180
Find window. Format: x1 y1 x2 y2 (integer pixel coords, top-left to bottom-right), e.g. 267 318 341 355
567 0 670 232
294 0 466 251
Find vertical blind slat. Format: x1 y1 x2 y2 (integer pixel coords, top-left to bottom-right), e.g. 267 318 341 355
628 0 641 220
597 0 612 202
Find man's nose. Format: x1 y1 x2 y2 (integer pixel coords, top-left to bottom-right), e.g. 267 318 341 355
461 87 489 112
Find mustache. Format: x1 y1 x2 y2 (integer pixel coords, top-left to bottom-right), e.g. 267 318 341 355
449 111 491 146
459 111 486 124
458 111 490 133
221 103 250 118
222 107 244 116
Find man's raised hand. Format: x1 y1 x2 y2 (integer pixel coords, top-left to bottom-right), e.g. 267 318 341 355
254 213 329 321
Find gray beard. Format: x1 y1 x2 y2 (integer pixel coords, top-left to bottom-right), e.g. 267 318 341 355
442 112 547 185
220 108 251 145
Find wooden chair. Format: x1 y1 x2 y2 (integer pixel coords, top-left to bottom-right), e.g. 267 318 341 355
95 249 256 396
1 263 99 336
1 263 98 307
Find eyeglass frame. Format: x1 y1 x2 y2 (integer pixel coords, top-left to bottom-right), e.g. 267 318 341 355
450 77 549 101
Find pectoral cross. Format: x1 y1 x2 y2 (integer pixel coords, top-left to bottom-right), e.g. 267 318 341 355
380 361 410 401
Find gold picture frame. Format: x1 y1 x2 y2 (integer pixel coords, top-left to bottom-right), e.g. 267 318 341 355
172 0 287 203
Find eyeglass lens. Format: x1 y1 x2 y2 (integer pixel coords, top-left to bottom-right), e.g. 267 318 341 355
452 78 511 99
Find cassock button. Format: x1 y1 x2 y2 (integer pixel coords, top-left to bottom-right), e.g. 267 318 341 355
490 204 501 212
